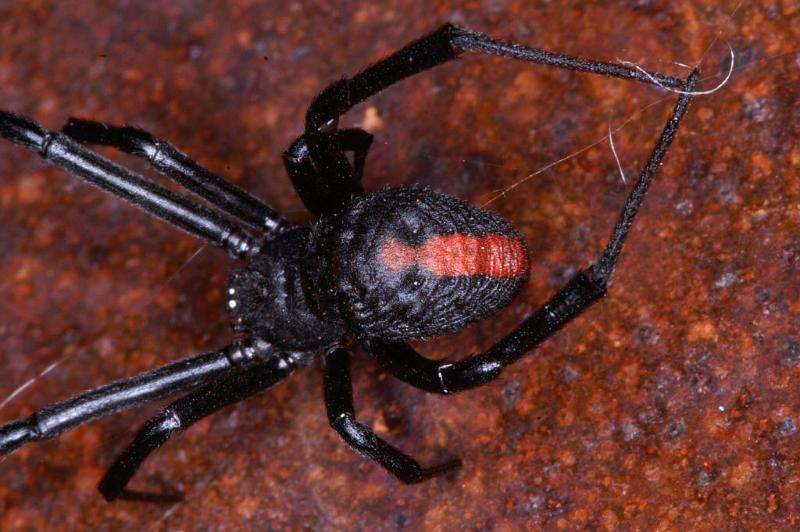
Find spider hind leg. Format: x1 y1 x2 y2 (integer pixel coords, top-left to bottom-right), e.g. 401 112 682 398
371 69 700 394
291 22 687 222
283 127 373 218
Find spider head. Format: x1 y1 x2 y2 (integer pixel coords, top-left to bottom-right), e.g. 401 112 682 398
306 188 529 341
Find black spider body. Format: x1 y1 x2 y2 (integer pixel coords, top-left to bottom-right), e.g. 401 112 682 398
0 23 699 500
316 188 529 339
229 187 528 350
228 227 343 351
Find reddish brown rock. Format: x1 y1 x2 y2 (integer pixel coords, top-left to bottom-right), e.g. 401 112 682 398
0 1 797 529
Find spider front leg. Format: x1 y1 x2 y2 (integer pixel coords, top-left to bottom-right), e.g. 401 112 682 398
61 117 287 233
370 69 699 394
324 347 461 483
0 112 258 256
99 352 297 501
0 342 271 455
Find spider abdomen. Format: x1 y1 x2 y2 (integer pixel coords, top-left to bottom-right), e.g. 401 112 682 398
379 233 528 278
306 188 530 341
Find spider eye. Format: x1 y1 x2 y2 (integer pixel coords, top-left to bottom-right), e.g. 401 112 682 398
308 187 529 340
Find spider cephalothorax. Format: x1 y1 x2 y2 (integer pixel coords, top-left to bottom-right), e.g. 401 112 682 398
0 23 698 500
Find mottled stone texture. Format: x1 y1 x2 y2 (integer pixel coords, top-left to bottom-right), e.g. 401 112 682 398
0 1 797 530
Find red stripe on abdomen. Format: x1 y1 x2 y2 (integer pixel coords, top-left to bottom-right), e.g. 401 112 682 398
380 234 528 278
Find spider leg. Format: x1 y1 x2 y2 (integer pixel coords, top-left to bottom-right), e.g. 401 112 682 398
98 350 297 502
60 118 287 234
336 127 373 182
0 340 275 455
0 111 256 257
369 69 699 394
283 128 372 217
304 23 686 133
294 23 686 217
324 347 461 483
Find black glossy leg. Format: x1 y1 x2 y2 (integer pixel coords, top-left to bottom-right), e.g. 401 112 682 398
335 128 373 181
98 351 296 501
61 118 288 234
305 23 685 133
324 347 461 483
0 340 275 455
0 112 256 257
283 128 372 217
296 23 686 218
370 69 699 394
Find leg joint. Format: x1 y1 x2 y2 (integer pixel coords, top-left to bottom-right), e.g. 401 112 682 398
306 79 349 133
440 357 503 392
330 412 372 449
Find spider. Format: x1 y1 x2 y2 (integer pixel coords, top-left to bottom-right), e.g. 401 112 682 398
0 24 698 502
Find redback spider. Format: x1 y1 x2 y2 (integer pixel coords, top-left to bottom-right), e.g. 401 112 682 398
0 23 697 502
